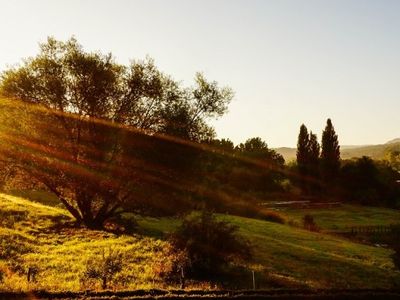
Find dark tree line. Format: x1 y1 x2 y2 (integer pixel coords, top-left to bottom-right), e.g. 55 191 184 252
295 119 400 207
296 119 340 195
340 156 400 207
197 137 285 213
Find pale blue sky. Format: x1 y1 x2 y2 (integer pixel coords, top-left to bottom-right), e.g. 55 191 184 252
0 0 399 147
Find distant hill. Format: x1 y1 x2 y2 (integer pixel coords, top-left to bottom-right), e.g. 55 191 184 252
274 138 400 163
386 138 400 144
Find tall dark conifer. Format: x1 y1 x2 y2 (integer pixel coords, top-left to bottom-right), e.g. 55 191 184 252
297 125 309 168
308 131 321 192
296 124 310 193
308 131 320 173
321 118 340 181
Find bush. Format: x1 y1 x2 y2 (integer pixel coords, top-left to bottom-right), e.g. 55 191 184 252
153 243 191 288
169 210 251 281
261 210 286 224
303 214 319 232
82 248 123 289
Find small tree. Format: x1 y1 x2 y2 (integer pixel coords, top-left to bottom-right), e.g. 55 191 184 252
153 243 191 288
82 248 123 289
169 210 251 280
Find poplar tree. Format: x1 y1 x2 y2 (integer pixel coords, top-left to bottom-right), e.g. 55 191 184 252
321 118 340 181
308 132 320 173
296 124 310 193
297 125 309 166
308 131 321 192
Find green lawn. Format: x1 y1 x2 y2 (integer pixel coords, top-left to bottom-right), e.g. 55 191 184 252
137 212 399 289
1 192 399 292
282 204 400 231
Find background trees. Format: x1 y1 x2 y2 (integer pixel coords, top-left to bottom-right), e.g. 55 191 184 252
293 119 400 207
0 37 233 228
296 125 320 194
201 137 285 197
340 156 400 207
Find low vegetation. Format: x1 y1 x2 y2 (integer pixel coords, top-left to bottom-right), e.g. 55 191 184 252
168 211 251 282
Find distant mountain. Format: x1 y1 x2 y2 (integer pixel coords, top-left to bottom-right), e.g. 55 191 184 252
386 138 400 144
274 138 400 163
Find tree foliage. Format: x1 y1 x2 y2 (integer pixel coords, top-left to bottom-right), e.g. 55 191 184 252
385 149 400 172
340 156 400 207
296 124 310 173
82 248 123 289
0 37 233 228
296 125 320 194
321 118 340 180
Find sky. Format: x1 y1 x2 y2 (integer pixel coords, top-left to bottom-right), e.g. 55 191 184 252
0 0 399 147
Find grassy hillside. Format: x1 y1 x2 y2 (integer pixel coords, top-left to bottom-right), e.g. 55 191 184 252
0 193 168 291
283 205 400 231
274 141 400 162
0 192 399 292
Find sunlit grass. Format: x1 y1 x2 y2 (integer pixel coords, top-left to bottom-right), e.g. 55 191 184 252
0 193 168 291
1 192 399 292
137 213 399 289
283 204 400 231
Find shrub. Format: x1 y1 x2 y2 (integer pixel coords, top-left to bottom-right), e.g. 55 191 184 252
303 214 319 232
261 210 286 224
169 210 251 281
153 243 191 288
82 248 123 289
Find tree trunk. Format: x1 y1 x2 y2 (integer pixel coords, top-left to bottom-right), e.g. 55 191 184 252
102 276 107 289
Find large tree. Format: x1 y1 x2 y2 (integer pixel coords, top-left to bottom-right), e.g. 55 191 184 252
0 37 233 228
320 118 340 181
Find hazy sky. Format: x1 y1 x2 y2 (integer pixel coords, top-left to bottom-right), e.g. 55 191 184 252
0 0 399 147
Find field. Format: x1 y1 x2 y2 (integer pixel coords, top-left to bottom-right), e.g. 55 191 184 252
1 192 400 292
282 204 400 231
